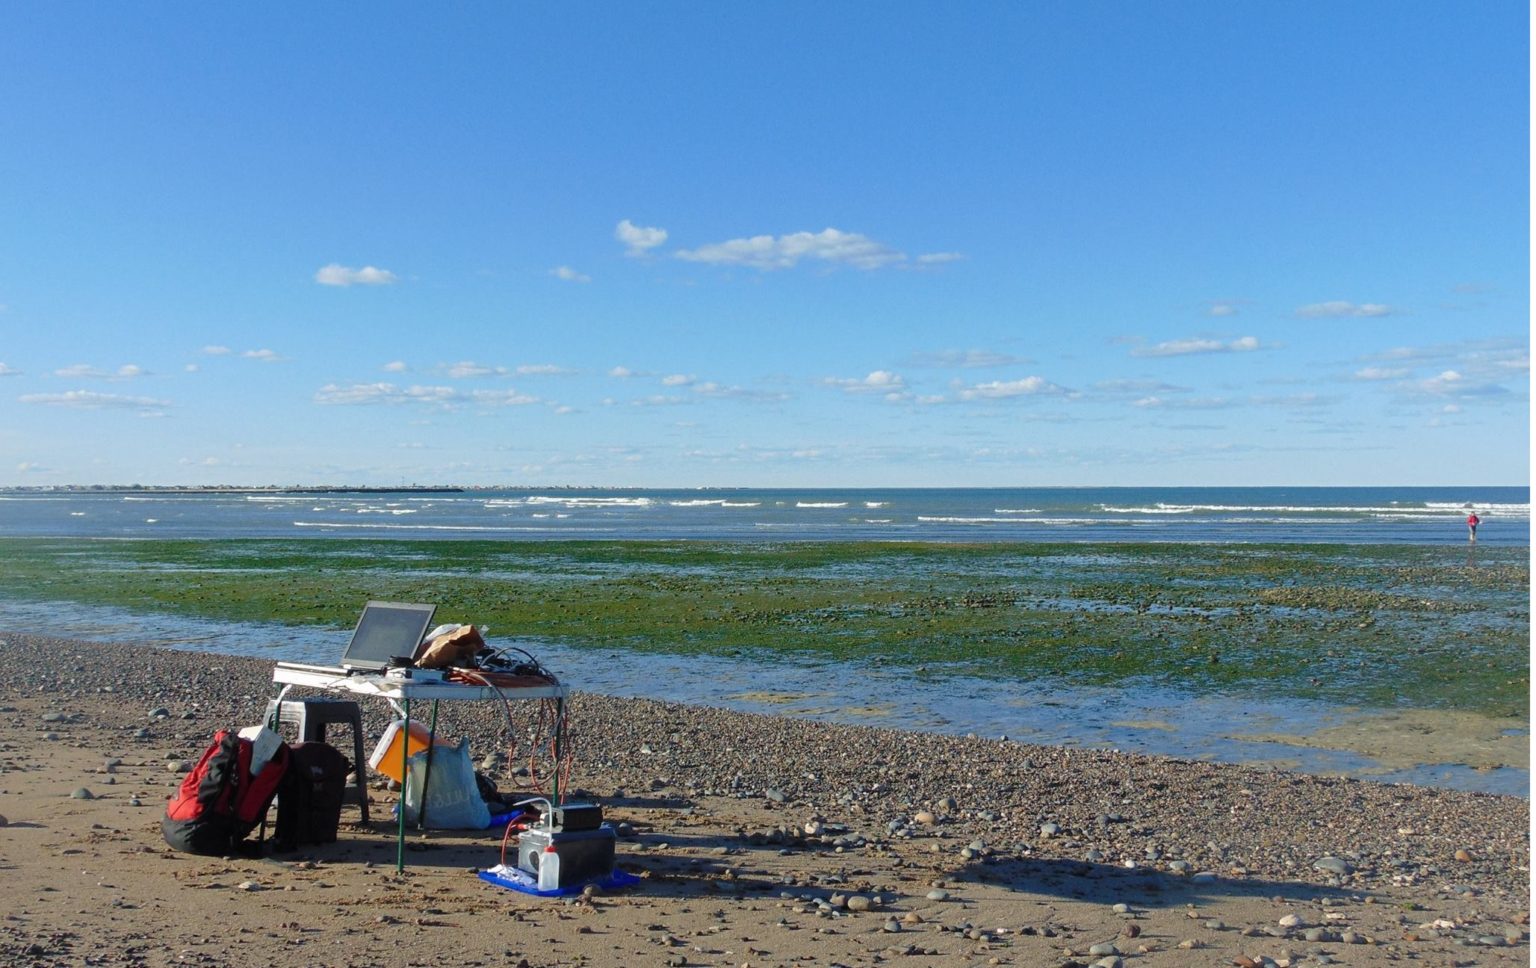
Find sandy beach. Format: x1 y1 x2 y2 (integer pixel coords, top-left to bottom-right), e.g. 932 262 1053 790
0 633 1527 968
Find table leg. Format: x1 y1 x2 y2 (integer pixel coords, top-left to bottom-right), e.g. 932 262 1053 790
418 701 440 830
397 697 409 874
552 695 564 804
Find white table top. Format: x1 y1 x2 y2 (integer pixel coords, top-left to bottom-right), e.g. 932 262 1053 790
272 662 568 702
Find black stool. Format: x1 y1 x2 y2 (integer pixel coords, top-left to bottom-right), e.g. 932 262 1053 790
264 697 371 822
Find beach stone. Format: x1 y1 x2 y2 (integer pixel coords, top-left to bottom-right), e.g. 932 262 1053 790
926 889 949 901
882 919 901 933
1088 942 1118 956
41 712 66 723
43 732 60 741
71 787 94 800
149 707 170 719
1111 903 1131 914
168 760 191 773
1040 822 1060 837
133 728 151 740
1279 914 1303 928
1094 957 1122 968
129 797 141 807
1313 856 1352 876
846 894 873 912
237 880 261 891
0 815 8 826
1303 927 1331 942
914 810 937 825
936 796 957 813
1454 848 1473 862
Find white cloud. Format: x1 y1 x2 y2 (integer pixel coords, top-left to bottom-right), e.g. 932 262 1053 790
1208 301 1240 317
826 370 908 393
20 390 171 412
444 361 509 379
676 227 906 271
516 364 573 376
1352 366 1409 381
1132 395 1234 410
907 349 1031 369
54 364 106 378
1132 336 1263 358
17 461 49 473
692 381 791 402
0 363 20 376
958 376 1070 400
1095 378 1189 395
661 374 694 387
1297 300 1392 318
608 366 636 378
242 349 282 363
383 360 408 373
116 364 146 378
616 219 668 257
202 345 232 356
913 251 965 265
468 389 541 406
550 265 591 283
314 263 398 287
314 382 541 408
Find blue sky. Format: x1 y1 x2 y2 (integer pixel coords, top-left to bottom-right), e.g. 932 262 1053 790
0 3 1528 487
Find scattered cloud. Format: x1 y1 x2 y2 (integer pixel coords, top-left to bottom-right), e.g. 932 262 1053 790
1207 301 1242 317
383 360 408 373
313 383 541 408
1131 336 1263 358
616 219 668 257
443 361 509 379
549 265 591 283
201 345 232 356
516 364 574 376
242 349 283 363
1352 366 1409 381
0 363 21 376
1094 378 1190 395
19 390 170 413
1132 395 1234 410
51 363 148 380
957 376 1072 400
825 370 908 394
906 349 1031 369
661 374 694 387
691 381 791 402
17 461 49 473
1296 300 1392 318
608 366 637 378
677 227 906 271
913 251 965 266
315 263 398 287
1408 369 1508 400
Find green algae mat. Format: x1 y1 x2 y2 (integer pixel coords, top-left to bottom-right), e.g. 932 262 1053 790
0 537 1526 718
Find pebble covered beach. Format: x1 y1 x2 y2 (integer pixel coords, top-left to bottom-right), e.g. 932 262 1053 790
0 633 1528 967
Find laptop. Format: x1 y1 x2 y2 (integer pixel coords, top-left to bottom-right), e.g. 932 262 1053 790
338 601 437 674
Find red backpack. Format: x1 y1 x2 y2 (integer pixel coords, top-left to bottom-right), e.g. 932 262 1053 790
162 729 291 856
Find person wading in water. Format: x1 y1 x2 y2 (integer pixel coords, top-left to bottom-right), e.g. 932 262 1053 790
1466 511 1481 542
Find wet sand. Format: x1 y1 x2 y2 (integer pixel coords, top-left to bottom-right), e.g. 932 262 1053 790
0 634 1528 967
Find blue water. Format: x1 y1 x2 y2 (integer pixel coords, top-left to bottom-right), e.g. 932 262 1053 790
0 485 1527 544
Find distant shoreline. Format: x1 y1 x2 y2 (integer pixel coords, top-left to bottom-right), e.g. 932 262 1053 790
1 484 467 495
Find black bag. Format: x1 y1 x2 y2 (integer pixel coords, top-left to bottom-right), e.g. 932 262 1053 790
163 730 290 856
273 741 350 851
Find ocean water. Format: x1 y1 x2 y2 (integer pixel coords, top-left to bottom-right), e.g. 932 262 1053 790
0 485 1527 544
0 485 1527 795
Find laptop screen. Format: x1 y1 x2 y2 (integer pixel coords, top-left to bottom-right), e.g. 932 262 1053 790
340 601 437 673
